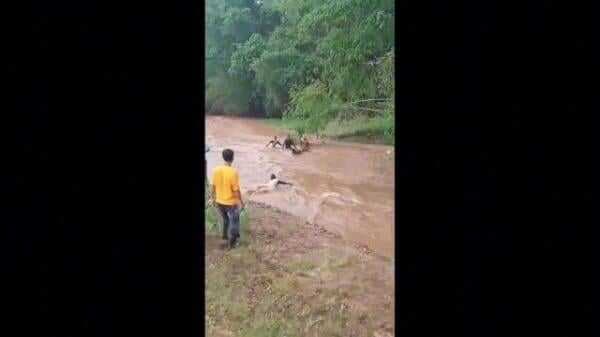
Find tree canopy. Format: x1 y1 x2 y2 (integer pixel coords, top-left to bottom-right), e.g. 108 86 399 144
206 0 395 138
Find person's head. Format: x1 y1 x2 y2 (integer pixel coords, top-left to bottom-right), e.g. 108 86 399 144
270 174 277 180
274 135 278 140
222 149 234 164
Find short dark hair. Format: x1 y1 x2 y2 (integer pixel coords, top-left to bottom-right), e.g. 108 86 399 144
270 174 276 180
222 149 234 162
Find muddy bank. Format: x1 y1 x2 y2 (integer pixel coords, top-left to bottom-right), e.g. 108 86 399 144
206 116 394 257
205 202 394 337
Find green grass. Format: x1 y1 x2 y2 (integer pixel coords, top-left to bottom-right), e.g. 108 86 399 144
206 259 365 337
205 205 219 232
263 115 395 145
205 209 376 337
322 115 394 145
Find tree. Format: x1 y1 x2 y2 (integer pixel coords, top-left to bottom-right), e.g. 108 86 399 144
205 0 395 139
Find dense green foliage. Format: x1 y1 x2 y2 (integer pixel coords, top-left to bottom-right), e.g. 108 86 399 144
206 0 394 140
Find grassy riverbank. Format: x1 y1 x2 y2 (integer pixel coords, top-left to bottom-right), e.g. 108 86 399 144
205 203 394 337
263 116 395 146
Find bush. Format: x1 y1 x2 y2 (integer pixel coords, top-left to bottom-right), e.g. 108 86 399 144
205 0 395 135
284 81 341 134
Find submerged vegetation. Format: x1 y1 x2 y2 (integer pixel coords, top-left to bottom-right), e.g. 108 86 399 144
206 0 395 143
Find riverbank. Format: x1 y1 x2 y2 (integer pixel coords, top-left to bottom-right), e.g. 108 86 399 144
205 202 394 337
263 116 394 146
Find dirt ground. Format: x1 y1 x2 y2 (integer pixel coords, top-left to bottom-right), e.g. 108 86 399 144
205 202 394 337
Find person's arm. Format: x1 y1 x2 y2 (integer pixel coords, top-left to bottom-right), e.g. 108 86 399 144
232 172 244 209
277 180 293 186
235 190 244 209
265 140 273 147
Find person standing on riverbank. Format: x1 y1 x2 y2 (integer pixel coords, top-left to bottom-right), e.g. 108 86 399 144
209 148 245 249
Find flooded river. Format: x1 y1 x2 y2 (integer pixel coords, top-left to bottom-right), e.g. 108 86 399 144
206 116 395 257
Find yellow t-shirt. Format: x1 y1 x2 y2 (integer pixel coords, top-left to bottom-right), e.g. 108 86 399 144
212 165 240 206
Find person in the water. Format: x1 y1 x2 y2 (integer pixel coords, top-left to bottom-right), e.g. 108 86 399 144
283 134 303 154
265 135 282 148
247 174 293 195
299 136 310 152
282 134 293 149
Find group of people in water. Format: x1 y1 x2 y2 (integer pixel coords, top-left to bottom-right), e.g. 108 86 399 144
265 134 310 154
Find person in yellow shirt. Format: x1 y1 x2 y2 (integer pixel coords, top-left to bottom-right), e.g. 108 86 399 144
209 148 245 249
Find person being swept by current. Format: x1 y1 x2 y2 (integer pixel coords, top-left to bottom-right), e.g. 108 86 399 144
248 174 293 195
283 134 303 154
208 148 245 249
265 135 283 148
299 135 310 152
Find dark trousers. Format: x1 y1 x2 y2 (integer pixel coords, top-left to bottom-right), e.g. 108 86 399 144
216 203 240 242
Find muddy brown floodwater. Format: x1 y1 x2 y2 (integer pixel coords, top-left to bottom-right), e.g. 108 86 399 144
206 116 395 258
